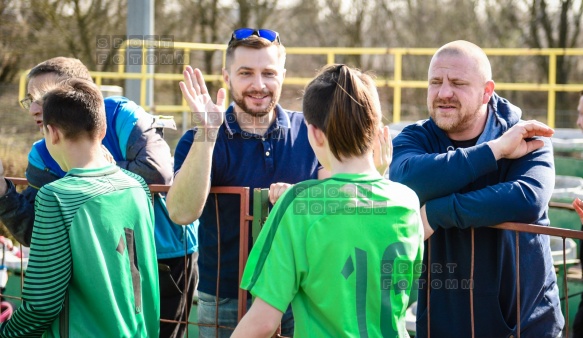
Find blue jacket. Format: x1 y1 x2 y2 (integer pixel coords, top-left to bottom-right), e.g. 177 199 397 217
389 93 563 337
0 96 196 259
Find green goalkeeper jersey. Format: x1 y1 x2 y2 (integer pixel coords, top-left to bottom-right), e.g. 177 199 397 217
241 172 423 338
0 165 159 338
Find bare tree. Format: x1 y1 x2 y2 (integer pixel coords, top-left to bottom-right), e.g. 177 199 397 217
236 0 279 29
19 0 126 72
527 0 583 119
375 0 487 83
483 0 583 125
0 1 25 83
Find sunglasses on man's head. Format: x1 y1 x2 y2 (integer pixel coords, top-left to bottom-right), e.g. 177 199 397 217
228 28 280 45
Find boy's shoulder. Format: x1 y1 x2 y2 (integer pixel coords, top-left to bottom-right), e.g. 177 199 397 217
118 168 152 199
278 179 324 205
37 174 87 201
39 166 151 203
385 179 420 202
42 166 140 189
119 167 147 185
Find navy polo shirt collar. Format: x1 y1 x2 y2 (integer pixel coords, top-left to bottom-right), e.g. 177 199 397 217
224 103 291 137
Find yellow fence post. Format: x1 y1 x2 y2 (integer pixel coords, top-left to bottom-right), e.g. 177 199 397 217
548 52 557 129
393 51 403 124
18 71 28 103
327 52 335 65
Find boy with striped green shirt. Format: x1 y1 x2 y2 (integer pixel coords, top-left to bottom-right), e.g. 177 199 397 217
232 65 423 337
0 78 159 337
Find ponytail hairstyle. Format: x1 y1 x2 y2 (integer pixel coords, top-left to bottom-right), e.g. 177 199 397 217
302 64 381 161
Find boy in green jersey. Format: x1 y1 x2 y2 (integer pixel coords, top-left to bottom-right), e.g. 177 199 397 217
233 64 423 337
0 78 160 337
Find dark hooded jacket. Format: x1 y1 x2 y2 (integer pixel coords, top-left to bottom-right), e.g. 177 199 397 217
390 93 563 337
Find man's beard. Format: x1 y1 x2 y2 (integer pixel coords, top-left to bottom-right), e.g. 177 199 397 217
232 87 278 117
429 94 483 134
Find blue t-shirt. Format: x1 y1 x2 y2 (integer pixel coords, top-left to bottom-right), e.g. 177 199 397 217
174 104 320 298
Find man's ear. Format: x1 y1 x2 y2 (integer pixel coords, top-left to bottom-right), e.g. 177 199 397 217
46 124 61 145
483 80 495 104
222 68 230 89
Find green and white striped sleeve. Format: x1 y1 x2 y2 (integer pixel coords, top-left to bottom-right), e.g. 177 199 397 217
0 186 73 337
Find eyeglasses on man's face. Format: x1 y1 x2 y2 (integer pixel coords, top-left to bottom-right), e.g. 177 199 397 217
19 95 41 110
228 28 280 45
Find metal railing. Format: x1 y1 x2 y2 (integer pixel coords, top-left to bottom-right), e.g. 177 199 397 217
486 221 582 338
18 44 583 128
247 188 583 337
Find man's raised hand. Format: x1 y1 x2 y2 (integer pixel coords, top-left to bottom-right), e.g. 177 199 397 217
373 125 392 177
179 66 226 129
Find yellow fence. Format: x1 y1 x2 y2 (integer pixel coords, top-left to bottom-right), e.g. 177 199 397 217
19 43 583 128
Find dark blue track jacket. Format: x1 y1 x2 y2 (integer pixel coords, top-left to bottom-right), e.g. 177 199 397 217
390 93 563 338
